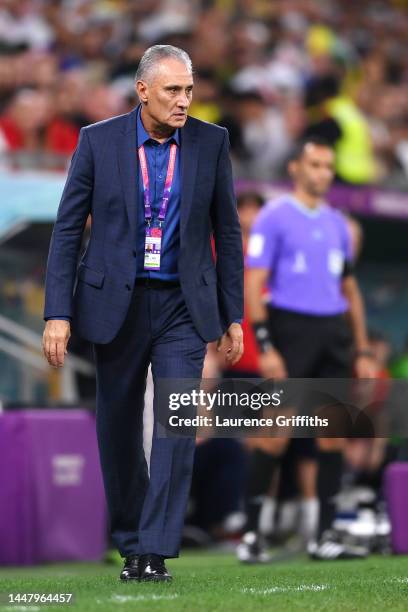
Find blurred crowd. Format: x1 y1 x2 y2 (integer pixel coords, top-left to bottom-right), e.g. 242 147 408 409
0 0 406 186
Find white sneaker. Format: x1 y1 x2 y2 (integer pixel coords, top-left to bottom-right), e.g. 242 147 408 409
308 530 368 560
236 531 271 564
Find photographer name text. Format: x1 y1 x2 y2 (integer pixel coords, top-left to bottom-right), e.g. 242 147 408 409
168 415 329 428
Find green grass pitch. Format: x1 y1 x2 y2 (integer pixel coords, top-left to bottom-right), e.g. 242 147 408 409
1 552 408 611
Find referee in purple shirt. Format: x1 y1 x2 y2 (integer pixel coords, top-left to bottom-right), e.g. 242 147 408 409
237 136 377 562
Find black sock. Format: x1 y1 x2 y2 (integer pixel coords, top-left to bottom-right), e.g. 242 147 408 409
317 450 343 539
245 449 278 533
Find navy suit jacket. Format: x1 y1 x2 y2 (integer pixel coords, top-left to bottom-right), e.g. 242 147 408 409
44 105 244 344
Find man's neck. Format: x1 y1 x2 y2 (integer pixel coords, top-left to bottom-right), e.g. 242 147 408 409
140 105 175 144
292 188 321 210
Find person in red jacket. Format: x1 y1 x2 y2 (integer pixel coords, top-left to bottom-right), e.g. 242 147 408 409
224 191 264 378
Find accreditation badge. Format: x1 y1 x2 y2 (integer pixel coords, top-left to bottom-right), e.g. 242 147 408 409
144 226 162 270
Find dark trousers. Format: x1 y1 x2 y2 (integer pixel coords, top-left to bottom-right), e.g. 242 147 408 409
93 284 207 558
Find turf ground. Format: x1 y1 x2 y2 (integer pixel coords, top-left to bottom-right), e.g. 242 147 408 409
1 552 408 612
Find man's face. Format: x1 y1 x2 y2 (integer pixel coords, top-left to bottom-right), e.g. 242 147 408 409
136 58 193 129
290 144 335 197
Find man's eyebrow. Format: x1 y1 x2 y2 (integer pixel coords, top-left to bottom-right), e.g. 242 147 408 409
164 84 194 89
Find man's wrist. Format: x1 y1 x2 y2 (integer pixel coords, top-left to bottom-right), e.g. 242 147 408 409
252 321 274 353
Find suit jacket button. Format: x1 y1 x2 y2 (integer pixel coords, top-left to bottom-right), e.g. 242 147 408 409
132 250 137 257
126 283 131 291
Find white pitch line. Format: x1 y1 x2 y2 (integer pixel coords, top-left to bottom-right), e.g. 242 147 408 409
96 594 179 604
4 607 41 612
242 583 330 595
391 577 408 584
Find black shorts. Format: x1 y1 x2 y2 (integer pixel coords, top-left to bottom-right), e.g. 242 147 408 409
267 306 353 378
267 308 353 458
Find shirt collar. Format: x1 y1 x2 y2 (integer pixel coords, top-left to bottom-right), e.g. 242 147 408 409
137 105 180 147
288 195 326 218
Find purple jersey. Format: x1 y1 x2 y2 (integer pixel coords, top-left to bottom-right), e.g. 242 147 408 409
246 195 353 316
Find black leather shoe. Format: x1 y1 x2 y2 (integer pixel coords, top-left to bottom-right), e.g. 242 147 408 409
139 554 172 582
120 554 139 581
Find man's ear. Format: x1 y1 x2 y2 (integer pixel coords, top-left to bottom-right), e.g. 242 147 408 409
136 81 148 104
287 159 297 179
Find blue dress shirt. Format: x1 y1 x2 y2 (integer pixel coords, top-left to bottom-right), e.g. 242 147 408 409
136 106 181 281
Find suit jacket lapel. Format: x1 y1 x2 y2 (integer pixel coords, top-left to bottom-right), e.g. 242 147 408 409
117 106 139 239
180 117 199 241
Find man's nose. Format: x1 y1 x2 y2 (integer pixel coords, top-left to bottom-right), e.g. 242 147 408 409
176 93 189 108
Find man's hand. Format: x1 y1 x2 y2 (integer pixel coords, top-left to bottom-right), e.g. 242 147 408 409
42 320 71 368
259 348 288 379
217 323 243 366
355 355 377 379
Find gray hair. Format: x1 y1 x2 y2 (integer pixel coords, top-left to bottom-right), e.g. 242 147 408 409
135 45 193 83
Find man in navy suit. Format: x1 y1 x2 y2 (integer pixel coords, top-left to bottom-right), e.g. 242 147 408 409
42 45 244 581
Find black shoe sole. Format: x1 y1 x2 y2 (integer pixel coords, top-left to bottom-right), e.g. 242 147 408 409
120 574 140 581
139 575 172 582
